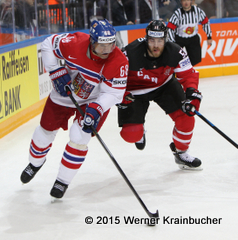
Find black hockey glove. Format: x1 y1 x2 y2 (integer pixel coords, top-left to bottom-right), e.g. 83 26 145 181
116 91 135 109
182 88 202 116
49 67 73 97
82 102 103 134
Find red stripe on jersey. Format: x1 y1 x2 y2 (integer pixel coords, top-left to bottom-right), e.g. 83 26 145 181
53 49 64 59
61 159 82 169
67 65 78 71
127 66 174 91
176 68 199 90
53 50 59 58
167 22 177 30
113 86 126 90
80 73 100 84
201 16 208 25
102 80 112 87
52 35 57 45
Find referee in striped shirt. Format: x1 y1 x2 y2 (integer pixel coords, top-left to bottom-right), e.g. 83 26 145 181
167 0 212 66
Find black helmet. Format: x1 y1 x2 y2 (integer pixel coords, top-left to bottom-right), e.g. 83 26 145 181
146 20 168 41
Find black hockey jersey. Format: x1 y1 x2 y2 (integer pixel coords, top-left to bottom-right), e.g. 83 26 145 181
123 38 199 94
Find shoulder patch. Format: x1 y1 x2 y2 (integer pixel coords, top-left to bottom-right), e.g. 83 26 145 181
179 56 192 68
53 33 68 49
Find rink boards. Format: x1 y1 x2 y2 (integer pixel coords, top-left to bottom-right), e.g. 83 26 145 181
0 18 237 138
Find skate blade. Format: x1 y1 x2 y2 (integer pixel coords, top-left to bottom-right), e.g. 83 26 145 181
178 164 203 171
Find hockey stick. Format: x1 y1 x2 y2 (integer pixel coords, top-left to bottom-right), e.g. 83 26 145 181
194 110 238 149
65 86 159 219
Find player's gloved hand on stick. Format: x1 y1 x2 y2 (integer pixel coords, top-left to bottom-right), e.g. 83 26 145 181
182 87 202 116
116 91 135 109
82 102 104 133
49 67 72 97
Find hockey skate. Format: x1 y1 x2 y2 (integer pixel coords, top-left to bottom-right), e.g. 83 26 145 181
20 162 44 184
50 180 68 199
135 134 146 150
170 142 202 170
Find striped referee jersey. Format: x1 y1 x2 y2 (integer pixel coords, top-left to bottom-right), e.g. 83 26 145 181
167 5 212 42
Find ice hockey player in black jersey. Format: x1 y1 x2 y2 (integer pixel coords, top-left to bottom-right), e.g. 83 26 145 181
117 20 203 170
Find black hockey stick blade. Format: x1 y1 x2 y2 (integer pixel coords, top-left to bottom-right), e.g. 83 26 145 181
65 86 159 219
194 110 238 149
149 209 159 218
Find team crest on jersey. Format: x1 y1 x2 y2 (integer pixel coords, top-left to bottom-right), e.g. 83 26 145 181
164 68 171 76
73 73 95 99
184 26 195 35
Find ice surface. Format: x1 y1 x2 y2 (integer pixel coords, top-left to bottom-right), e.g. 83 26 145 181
1 75 238 240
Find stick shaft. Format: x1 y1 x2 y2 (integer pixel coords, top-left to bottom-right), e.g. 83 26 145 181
195 110 238 149
66 87 158 218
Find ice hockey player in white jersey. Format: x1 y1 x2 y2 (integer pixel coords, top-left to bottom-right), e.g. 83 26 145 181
20 19 128 199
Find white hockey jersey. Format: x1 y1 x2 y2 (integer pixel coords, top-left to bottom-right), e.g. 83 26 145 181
41 32 128 113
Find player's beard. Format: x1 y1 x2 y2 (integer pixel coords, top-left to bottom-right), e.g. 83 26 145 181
147 45 164 58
